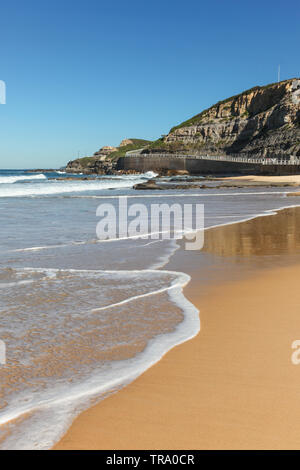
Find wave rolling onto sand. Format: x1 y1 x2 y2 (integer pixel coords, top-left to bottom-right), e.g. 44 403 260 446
1 170 300 449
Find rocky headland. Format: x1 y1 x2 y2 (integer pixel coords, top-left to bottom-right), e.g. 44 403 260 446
145 78 300 159
65 78 300 176
66 139 151 175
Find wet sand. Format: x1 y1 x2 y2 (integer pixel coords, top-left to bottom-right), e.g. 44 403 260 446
54 207 300 450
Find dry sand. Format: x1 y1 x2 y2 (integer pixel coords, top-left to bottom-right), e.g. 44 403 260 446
223 174 300 184
54 208 300 450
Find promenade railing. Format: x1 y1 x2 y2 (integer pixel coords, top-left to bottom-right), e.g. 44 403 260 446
125 152 300 166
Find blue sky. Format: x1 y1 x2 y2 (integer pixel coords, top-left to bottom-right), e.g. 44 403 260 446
0 0 299 168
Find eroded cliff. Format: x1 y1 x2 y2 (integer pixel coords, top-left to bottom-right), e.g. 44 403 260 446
151 79 300 159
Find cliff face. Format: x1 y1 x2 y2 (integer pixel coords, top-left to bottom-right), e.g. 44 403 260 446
162 79 300 159
65 79 300 174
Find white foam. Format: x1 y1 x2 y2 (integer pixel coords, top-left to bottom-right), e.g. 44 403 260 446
142 171 158 178
0 173 156 197
0 174 47 184
0 279 35 288
0 267 199 450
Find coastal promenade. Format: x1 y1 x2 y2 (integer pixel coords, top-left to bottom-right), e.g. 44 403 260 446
118 152 300 175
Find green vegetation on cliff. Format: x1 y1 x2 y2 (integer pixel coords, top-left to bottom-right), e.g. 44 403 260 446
110 139 152 159
143 138 188 153
68 138 152 169
71 156 95 166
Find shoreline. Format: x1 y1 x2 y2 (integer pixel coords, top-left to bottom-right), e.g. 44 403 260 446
54 205 300 450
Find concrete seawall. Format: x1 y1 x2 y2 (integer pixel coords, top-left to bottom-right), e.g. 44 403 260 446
117 155 300 176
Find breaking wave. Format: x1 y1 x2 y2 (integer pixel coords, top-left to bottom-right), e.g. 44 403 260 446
0 174 47 184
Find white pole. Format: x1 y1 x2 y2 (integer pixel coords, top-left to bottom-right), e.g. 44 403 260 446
278 65 280 83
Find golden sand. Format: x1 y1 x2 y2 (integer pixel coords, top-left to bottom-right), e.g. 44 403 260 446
54 207 300 450
223 174 300 184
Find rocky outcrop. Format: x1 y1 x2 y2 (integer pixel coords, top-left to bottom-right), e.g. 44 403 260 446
93 146 118 159
66 138 152 174
133 179 298 191
153 79 300 159
133 180 161 190
65 146 119 174
66 157 118 175
119 139 133 147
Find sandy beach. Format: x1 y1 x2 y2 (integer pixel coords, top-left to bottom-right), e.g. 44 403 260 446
53 207 300 450
223 175 300 184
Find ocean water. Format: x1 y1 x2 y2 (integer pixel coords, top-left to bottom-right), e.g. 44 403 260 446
0 168 299 449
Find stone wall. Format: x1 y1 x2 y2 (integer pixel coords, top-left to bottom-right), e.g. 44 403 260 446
117 155 300 176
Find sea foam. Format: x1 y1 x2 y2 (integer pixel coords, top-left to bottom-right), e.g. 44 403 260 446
0 174 47 184
0 172 157 197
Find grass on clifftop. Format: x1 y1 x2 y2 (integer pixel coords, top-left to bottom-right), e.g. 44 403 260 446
71 139 152 166
72 156 95 166
144 138 189 153
111 139 152 159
